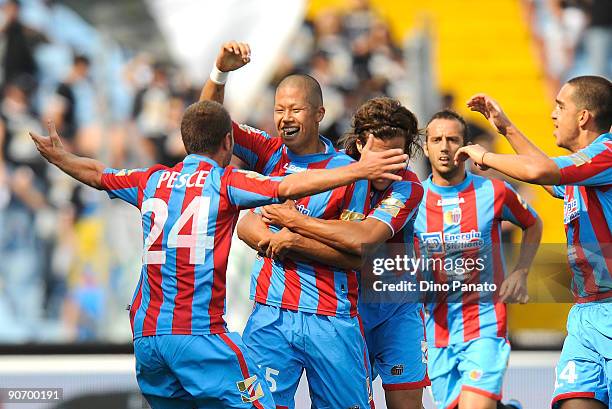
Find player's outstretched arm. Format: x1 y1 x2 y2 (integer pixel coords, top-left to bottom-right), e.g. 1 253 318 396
467 94 549 159
30 121 105 189
261 201 391 256
237 211 274 252
454 144 561 185
199 41 251 104
278 135 407 200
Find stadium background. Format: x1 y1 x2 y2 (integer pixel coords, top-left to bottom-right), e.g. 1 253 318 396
0 0 609 407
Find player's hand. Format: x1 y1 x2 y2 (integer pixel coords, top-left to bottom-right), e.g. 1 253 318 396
454 144 490 170
358 134 408 182
466 94 513 136
258 228 297 260
261 200 300 227
29 120 67 165
215 41 251 72
499 268 529 303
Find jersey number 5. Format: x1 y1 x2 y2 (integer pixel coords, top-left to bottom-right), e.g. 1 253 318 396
141 197 215 265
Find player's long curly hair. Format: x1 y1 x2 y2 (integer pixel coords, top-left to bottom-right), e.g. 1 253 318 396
341 97 422 160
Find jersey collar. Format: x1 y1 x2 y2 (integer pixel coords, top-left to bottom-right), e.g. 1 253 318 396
426 171 473 195
285 135 336 162
184 154 220 168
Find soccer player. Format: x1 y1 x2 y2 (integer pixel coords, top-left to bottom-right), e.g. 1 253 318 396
199 41 378 409
457 75 611 409
414 110 543 409
29 101 407 409
258 96 429 409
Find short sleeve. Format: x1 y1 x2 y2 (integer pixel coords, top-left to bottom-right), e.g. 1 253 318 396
100 168 149 207
501 182 538 228
232 122 283 174
367 180 424 236
552 138 612 187
224 168 282 210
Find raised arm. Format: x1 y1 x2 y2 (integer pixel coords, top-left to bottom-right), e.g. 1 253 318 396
467 94 549 159
199 41 251 104
30 121 105 189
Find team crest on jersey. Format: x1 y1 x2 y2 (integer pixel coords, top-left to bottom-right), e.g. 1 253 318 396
443 207 462 226
563 198 579 224
235 169 270 181
469 369 483 381
340 209 365 222
236 375 264 403
567 151 591 167
378 197 405 217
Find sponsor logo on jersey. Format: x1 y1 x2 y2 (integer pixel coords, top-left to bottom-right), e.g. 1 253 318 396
564 198 579 224
437 197 465 207
377 197 405 218
443 207 462 226
282 163 308 174
419 230 483 254
295 203 311 216
391 364 404 376
567 151 591 167
236 375 264 403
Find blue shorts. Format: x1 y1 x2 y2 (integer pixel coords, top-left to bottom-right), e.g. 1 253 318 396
242 303 373 409
360 302 430 390
552 302 612 408
134 333 275 409
428 337 510 409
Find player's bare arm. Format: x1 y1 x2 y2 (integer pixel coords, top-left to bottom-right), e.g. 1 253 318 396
258 227 362 270
499 215 543 303
276 136 407 201
30 121 106 189
199 41 251 104
238 206 361 270
261 200 393 256
454 144 561 185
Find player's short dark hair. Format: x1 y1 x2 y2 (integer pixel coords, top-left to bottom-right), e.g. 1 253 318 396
73 54 90 66
277 74 323 107
426 109 470 145
341 97 422 159
567 75 612 132
180 100 231 155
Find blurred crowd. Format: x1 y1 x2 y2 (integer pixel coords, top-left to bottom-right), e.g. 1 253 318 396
0 0 608 343
526 0 612 88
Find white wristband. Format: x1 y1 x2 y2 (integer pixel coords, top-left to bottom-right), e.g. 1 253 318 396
209 65 229 85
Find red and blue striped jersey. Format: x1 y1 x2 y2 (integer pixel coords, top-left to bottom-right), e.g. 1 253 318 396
359 168 424 327
551 132 612 302
232 122 370 317
100 154 283 339
414 172 538 347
